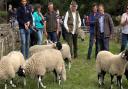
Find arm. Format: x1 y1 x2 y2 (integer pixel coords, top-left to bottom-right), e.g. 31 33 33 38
120 14 127 26
78 13 81 28
108 15 114 35
64 11 69 32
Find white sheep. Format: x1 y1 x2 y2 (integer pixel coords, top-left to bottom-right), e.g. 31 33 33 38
29 42 72 70
0 51 25 89
96 50 128 89
19 49 66 88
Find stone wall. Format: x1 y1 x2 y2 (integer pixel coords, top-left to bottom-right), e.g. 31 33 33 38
0 24 20 58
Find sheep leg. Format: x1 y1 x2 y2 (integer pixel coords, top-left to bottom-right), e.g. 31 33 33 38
57 74 61 85
38 76 46 88
110 75 114 89
68 61 71 71
98 73 103 86
102 71 106 85
117 76 123 89
10 79 16 88
53 69 57 82
4 80 7 89
23 78 26 86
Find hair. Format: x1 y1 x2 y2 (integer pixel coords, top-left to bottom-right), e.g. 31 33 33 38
48 2 53 6
92 3 97 9
98 3 104 9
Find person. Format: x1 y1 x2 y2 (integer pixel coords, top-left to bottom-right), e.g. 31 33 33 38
33 4 45 45
120 4 128 51
64 1 81 58
87 3 99 60
95 4 114 51
29 5 38 46
44 2 59 43
17 0 32 59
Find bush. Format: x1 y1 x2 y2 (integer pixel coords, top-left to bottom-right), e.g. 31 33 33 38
0 11 7 23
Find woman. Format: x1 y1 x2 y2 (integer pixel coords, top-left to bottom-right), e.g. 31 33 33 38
33 4 45 45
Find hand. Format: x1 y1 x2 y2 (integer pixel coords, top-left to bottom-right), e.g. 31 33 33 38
24 23 29 30
93 38 96 43
44 31 48 38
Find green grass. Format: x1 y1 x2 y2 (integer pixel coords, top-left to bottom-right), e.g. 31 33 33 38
0 34 127 89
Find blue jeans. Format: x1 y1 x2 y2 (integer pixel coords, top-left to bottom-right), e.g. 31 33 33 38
48 32 57 43
19 29 30 59
37 28 43 45
87 33 99 59
121 33 128 51
98 33 109 51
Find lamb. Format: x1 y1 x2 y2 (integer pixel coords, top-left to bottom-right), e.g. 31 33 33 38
18 49 66 88
0 51 25 89
29 42 72 70
96 50 128 89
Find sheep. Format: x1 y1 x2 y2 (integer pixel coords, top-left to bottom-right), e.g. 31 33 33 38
77 28 85 41
0 51 25 89
29 42 72 70
29 42 62 56
96 50 128 89
18 49 66 88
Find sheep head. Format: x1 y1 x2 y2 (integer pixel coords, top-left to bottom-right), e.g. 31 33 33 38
56 42 62 50
17 66 25 77
121 49 128 61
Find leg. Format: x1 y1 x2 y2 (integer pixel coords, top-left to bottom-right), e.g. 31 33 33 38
95 38 99 58
66 33 74 58
110 74 114 89
73 34 78 58
10 79 16 88
68 61 71 71
51 32 57 43
53 69 57 82
121 33 127 52
24 78 26 86
87 33 94 59
4 80 7 89
25 29 30 59
103 37 109 51
57 74 61 85
37 29 43 45
117 76 123 89
19 29 26 58
37 75 46 88
99 34 104 51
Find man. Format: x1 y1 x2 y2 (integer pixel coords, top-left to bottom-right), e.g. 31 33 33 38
87 3 99 60
44 2 59 43
17 0 32 59
120 5 128 51
64 1 81 58
95 4 114 51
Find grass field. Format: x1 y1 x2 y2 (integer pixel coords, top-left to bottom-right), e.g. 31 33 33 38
0 34 127 89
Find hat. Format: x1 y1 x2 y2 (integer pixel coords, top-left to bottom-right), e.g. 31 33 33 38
70 1 77 6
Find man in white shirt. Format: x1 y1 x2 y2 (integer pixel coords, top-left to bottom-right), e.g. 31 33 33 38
64 1 81 58
120 5 128 51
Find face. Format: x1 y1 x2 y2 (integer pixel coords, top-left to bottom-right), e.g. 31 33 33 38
93 6 98 13
21 0 27 6
126 6 128 14
17 66 25 77
71 5 77 12
37 7 41 12
48 4 54 12
98 6 104 14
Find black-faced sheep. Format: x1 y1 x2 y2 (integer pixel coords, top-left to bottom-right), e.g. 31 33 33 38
96 50 128 89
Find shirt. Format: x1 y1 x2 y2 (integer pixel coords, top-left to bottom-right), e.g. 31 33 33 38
99 15 104 33
121 13 128 34
64 11 81 34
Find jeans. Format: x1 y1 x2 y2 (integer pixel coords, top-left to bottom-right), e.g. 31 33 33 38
37 28 43 45
19 29 30 59
87 33 99 59
48 32 57 43
98 33 109 51
121 33 128 51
